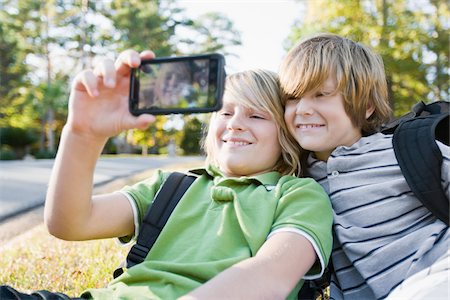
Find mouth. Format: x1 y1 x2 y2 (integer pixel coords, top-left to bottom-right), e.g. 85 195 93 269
222 137 252 146
296 124 325 129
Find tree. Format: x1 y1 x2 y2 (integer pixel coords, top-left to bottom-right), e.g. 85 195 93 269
180 116 204 155
0 4 29 126
107 0 179 55
174 12 242 56
0 127 37 158
1 0 71 153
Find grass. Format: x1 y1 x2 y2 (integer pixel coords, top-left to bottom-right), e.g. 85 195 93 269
0 160 203 297
0 225 129 296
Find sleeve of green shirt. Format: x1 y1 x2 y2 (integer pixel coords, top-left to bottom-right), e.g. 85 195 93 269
270 176 333 279
117 169 169 243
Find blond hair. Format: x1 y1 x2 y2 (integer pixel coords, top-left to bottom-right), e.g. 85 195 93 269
279 33 392 134
202 69 302 176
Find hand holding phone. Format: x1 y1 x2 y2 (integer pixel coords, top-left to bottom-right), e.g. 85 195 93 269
68 50 156 140
129 53 226 115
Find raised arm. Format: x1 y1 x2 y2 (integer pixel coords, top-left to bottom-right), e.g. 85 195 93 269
180 231 316 300
44 50 156 241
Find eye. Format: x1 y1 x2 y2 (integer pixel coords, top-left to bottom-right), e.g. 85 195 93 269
219 110 232 117
249 110 271 120
316 90 333 98
315 92 325 98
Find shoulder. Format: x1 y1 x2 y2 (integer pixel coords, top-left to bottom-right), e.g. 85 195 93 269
121 169 168 194
120 170 171 212
278 175 326 192
276 176 330 207
332 133 393 157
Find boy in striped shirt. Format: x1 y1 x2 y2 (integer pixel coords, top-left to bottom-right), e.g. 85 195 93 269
279 33 449 300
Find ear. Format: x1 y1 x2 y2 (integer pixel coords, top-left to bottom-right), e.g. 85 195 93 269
365 104 375 119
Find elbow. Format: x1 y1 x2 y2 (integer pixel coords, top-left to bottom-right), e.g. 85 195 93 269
45 215 68 240
44 212 77 241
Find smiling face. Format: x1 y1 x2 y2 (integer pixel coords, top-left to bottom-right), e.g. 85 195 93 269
210 95 282 177
284 76 362 161
203 69 302 176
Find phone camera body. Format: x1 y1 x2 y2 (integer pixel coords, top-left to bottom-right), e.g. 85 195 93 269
129 53 225 115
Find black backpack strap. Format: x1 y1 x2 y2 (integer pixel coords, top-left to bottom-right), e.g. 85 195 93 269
297 265 332 300
392 112 449 224
113 172 196 278
382 101 448 134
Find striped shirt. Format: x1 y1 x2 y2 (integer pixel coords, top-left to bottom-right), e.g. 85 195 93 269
307 133 450 300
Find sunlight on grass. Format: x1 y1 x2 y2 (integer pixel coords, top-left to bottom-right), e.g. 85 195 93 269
0 160 204 296
0 225 130 296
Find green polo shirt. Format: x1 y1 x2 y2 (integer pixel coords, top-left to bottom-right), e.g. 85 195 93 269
82 165 332 300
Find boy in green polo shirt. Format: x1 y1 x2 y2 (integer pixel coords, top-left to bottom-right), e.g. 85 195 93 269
1 50 332 300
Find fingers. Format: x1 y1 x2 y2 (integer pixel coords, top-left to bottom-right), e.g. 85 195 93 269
115 50 141 76
72 70 99 97
135 114 157 129
123 113 156 131
94 58 116 88
115 49 156 77
72 49 156 98
140 50 156 61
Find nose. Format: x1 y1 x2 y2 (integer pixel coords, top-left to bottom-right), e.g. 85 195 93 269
227 111 245 131
295 96 314 116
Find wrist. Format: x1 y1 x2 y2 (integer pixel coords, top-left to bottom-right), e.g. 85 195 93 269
60 125 109 155
62 125 108 145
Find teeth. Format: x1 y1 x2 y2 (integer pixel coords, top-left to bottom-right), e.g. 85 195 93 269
298 124 322 129
226 141 249 146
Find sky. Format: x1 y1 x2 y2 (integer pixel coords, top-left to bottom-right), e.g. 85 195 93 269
178 0 305 73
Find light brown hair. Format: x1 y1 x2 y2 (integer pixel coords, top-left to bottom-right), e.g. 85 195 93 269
279 33 392 134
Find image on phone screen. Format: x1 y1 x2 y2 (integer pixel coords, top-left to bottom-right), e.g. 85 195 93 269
129 53 225 115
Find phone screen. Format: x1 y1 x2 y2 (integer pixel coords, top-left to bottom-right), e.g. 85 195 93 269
129 54 225 115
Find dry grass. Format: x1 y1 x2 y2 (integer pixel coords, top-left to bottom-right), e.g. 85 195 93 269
0 159 203 297
0 225 129 296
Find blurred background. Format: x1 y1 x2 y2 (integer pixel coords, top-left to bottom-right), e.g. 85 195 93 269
1 0 448 160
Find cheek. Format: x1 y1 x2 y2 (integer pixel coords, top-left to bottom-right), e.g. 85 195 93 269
208 121 222 144
284 106 296 123
269 129 283 154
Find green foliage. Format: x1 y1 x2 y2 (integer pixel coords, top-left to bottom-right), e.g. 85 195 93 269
0 8 29 116
180 116 204 155
0 127 38 159
103 138 118 155
286 0 449 116
33 149 57 159
0 145 17 160
0 24 27 97
0 127 37 148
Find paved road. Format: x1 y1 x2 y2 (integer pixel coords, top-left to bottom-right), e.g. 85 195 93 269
0 156 203 222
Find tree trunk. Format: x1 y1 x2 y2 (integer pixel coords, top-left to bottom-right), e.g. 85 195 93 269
46 108 55 152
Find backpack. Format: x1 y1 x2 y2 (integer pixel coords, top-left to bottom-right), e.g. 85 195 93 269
382 100 449 225
114 100 449 298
